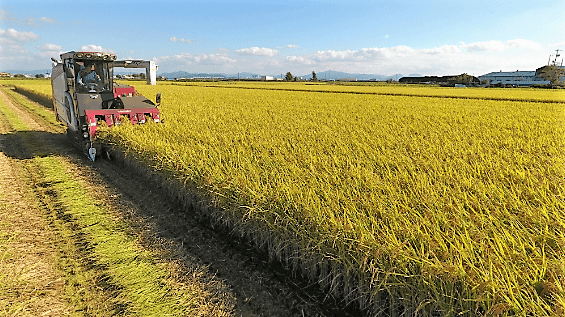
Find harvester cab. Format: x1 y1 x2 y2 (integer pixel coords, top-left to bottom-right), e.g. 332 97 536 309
51 51 161 161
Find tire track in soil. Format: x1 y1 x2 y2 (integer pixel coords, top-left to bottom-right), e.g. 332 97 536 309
2 87 365 317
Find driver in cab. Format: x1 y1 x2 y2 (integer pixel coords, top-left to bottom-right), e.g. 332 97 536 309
78 62 101 88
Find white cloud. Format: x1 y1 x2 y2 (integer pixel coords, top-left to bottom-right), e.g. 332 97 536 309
0 10 57 27
283 40 550 77
0 43 37 71
170 36 194 44
460 40 505 52
285 55 314 65
505 39 543 50
37 43 61 51
420 45 462 55
80 44 114 53
0 28 40 67
461 39 543 52
154 52 237 70
35 43 63 60
291 45 428 64
0 28 40 42
25 18 39 27
38 51 63 60
277 45 298 49
0 44 26 55
549 41 565 47
236 47 278 56
39 17 57 24
311 49 357 61
0 10 17 21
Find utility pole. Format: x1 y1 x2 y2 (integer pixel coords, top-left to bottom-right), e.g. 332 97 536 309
549 49 563 66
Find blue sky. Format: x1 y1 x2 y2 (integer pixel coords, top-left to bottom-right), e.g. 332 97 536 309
1 0 564 76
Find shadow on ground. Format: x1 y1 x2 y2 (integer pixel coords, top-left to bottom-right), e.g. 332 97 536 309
0 130 65 159
13 87 53 109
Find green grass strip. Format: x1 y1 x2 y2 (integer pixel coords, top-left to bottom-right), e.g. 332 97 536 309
2 87 65 133
33 156 204 316
0 90 29 132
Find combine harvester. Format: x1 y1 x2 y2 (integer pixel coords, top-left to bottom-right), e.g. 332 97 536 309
51 51 162 161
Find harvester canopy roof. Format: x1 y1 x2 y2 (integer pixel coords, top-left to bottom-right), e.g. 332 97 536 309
60 51 116 61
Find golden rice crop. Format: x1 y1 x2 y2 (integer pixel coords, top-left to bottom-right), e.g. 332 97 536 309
110 83 565 316
2 78 53 99
174 80 565 103
10 79 565 315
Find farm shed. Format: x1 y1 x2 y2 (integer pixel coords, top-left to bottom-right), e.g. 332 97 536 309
478 70 550 86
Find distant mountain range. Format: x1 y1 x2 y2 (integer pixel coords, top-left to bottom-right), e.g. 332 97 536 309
160 71 261 80
4 68 424 81
161 70 423 81
4 69 51 75
300 70 412 81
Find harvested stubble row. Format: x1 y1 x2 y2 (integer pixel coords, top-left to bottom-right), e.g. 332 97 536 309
13 80 565 316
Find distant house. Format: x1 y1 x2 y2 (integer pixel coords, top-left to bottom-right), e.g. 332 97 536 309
261 75 274 81
339 78 357 82
0 72 11 77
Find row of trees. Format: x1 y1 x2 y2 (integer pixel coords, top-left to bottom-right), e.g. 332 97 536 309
115 73 146 79
538 65 565 86
285 71 318 81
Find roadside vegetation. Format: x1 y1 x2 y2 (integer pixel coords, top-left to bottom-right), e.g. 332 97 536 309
8 79 565 316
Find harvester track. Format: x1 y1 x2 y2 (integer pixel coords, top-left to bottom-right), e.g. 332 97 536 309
1 86 364 317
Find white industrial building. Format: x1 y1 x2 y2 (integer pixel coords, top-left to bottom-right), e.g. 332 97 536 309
478 70 550 86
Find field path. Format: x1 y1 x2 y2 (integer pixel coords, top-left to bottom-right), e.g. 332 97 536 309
0 88 70 316
0 86 360 316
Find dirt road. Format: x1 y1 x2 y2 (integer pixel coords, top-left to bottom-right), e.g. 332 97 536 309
0 86 362 316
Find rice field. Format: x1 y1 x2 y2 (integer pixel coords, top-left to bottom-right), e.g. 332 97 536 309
173 81 565 103
9 79 565 316
1 79 53 99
